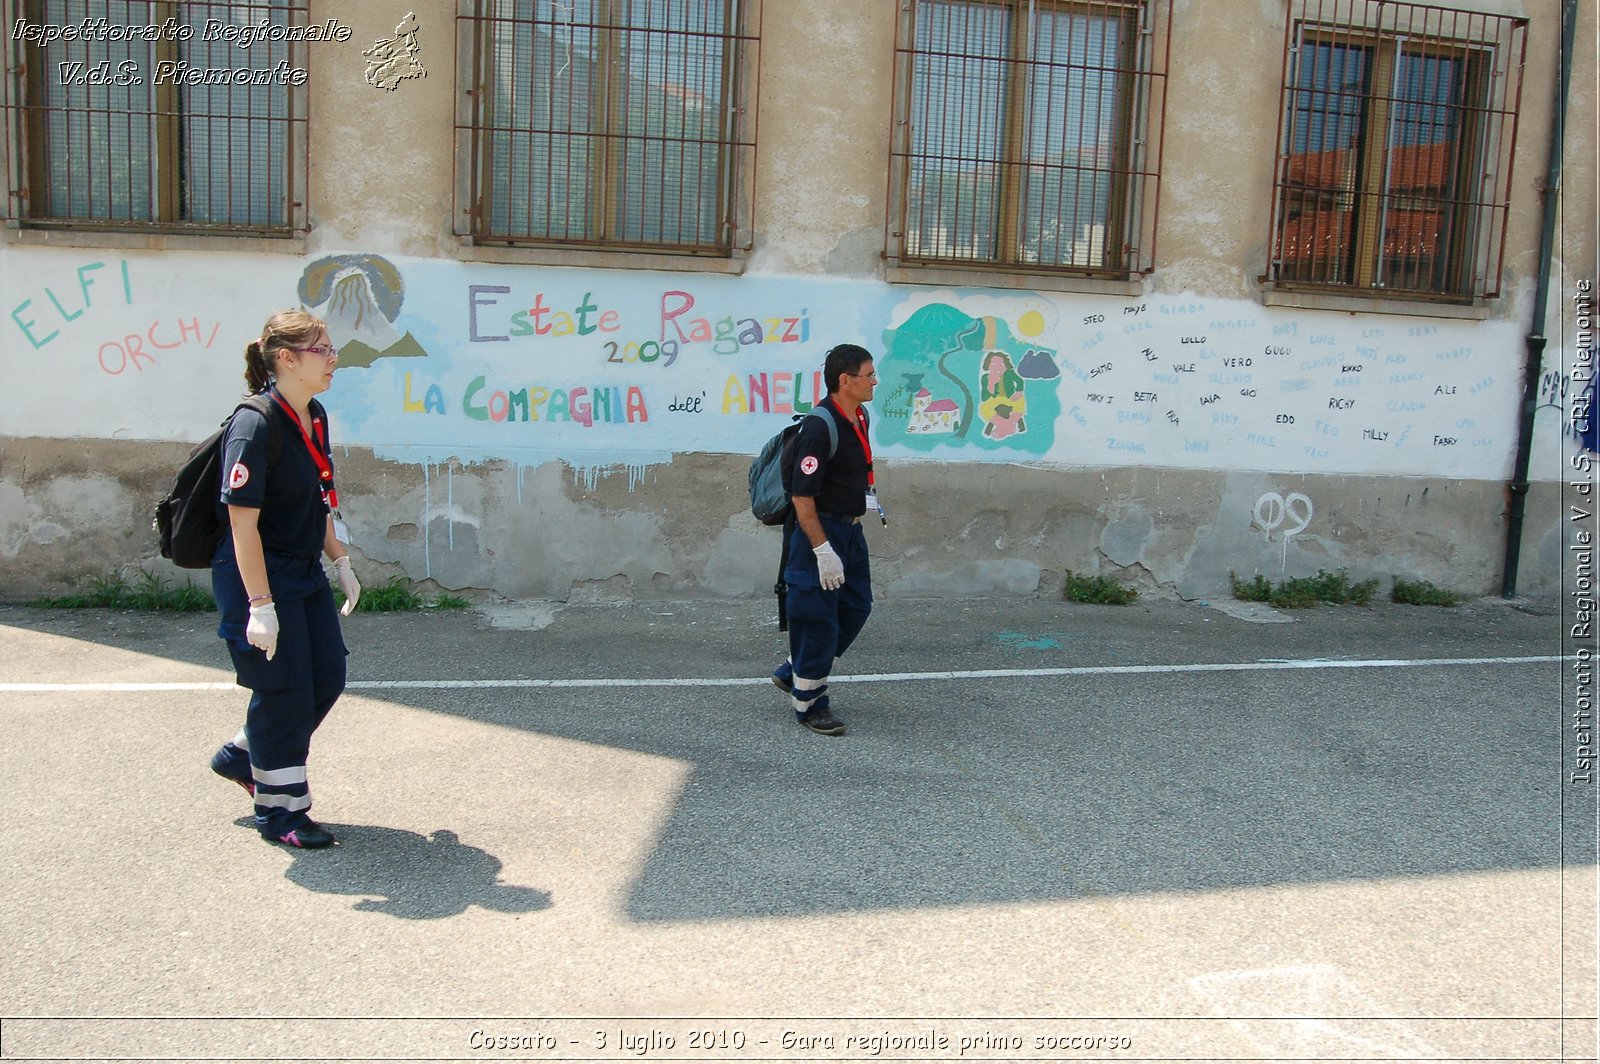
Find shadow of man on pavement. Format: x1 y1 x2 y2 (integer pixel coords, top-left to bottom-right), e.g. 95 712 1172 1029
272 824 552 919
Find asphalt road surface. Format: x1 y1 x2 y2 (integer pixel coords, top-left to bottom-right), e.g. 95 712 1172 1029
1 591 1593 1062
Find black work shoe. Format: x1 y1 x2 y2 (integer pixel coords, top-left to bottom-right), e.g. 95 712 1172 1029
797 705 846 736
264 822 336 849
772 661 794 693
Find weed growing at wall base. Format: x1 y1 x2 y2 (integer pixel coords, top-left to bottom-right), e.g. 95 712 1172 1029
29 571 214 611
1063 570 1139 605
27 571 469 614
1231 569 1378 609
1391 577 1462 607
340 577 471 613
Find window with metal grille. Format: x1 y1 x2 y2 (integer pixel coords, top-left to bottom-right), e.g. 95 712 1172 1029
886 0 1170 277
1266 0 1526 301
2 0 310 234
457 0 757 254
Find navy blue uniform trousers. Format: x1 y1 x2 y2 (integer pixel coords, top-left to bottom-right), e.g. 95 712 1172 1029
784 516 872 708
213 550 347 837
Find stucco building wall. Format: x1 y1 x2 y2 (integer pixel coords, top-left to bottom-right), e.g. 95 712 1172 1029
0 0 1593 602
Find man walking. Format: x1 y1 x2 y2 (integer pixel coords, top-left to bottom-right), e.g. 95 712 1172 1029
773 344 883 735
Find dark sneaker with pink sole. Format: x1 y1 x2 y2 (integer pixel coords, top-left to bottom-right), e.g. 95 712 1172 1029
263 822 336 849
209 742 254 797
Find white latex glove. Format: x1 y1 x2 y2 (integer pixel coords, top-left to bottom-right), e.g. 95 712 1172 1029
246 602 280 660
813 542 845 591
333 555 361 616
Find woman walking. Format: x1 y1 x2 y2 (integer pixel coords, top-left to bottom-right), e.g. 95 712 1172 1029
207 309 361 848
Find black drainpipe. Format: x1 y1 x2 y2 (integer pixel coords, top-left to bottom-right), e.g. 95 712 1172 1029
1502 0 1580 598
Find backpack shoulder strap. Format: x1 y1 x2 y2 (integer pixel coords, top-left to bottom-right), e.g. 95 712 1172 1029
234 392 284 467
237 393 276 416
805 407 839 457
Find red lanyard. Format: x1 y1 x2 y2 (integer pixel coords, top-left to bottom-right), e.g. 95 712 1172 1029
834 399 875 489
270 391 338 509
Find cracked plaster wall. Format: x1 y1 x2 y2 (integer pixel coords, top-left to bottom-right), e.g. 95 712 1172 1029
0 439 1569 602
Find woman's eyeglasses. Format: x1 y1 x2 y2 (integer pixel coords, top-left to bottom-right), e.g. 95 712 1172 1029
295 344 338 358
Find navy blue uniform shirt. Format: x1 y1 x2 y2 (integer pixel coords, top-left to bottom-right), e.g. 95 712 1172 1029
218 393 331 559
789 398 870 517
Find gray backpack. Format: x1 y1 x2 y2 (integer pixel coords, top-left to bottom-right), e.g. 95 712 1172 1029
747 409 837 526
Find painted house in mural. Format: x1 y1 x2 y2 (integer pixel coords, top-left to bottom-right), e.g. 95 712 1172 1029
0 0 1593 602
907 390 960 434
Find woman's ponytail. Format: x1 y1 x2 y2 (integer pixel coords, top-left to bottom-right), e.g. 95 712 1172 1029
243 340 273 394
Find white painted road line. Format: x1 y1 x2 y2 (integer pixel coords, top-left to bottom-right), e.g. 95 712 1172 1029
0 655 1569 693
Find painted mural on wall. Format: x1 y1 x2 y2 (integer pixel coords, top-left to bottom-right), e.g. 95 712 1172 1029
876 302 1063 453
298 254 428 368
0 245 1587 482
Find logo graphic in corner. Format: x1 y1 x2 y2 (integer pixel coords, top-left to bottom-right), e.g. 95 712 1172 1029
364 13 426 90
799 456 820 476
229 463 250 490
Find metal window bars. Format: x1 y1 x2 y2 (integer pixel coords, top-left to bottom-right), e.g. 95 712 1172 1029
1 0 310 234
456 0 758 255
1266 0 1526 300
886 0 1170 277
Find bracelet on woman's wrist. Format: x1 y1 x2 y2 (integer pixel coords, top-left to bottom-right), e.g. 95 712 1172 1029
248 593 273 604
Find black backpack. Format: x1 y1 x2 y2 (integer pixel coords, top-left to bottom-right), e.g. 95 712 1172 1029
154 394 283 568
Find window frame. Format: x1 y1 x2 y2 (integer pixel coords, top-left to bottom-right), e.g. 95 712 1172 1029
884 0 1171 281
454 0 759 258
1 0 311 238
1264 0 1527 304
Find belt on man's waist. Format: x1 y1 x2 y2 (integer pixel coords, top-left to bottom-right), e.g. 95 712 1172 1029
817 512 860 524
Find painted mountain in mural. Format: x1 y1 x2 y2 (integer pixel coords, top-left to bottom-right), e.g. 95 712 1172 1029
335 330 427 369
298 253 430 368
